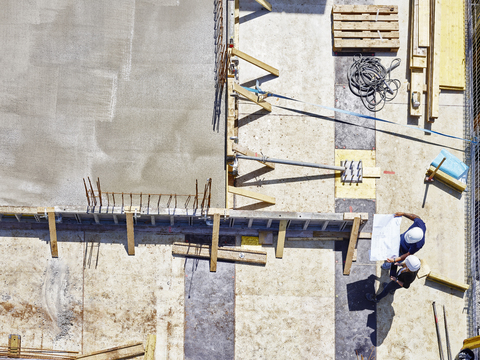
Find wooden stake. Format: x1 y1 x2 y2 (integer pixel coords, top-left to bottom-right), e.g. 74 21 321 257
231 48 278 76
426 157 446 182
47 210 58 258
343 217 360 275
253 0 272 11
233 83 272 112
228 186 275 204
144 335 156 360
276 220 288 258
126 212 135 255
210 213 220 272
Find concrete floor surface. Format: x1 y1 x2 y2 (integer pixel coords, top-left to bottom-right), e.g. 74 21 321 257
0 0 225 208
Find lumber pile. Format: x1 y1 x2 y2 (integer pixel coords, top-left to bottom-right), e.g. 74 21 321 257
332 5 399 52
409 0 442 122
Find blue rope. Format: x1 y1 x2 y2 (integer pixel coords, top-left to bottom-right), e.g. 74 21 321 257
241 86 477 144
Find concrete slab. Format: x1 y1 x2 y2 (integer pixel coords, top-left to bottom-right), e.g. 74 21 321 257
235 240 335 359
0 0 225 208
0 230 185 358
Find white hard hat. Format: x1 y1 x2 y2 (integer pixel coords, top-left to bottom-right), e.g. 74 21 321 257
405 255 421 272
405 227 424 244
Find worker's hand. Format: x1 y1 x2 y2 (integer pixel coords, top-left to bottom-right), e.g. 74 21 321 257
390 276 397 282
386 257 395 263
394 262 401 266
394 212 403 217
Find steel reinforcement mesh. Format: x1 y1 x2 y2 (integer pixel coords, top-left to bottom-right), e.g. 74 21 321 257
469 0 480 344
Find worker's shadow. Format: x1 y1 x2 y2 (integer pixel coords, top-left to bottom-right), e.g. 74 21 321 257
346 274 395 347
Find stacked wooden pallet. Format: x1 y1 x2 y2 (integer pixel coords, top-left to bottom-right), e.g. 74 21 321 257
332 5 399 52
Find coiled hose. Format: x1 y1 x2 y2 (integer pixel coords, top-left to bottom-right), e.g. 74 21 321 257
347 54 401 112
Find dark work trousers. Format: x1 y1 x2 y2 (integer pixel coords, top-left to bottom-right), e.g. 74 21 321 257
376 264 402 301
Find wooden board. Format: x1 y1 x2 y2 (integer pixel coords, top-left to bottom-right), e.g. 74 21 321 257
439 0 465 90
76 343 144 360
427 271 469 292
363 167 381 178
210 213 220 272
418 0 430 47
232 143 275 169
335 150 376 199
343 217 361 275
426 165 467 192
233 83 272 112
228 185 276 204
427 0 441 122
144 335 156 360
231 48 279 76
172 242 267 265
47 210 58 258
409 68 425 117
254 0 271 11
276 220 288 258
126 212 135 255
332 5 399 52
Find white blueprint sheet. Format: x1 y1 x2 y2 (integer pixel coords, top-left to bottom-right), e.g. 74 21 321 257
369 214 402 261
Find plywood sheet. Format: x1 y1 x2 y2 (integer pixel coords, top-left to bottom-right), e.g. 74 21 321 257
439 0 465 90
335 150 376 199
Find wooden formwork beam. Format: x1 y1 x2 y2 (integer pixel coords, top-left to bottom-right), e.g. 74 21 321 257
126 212 135 255
228 186 275 204
210 213 220 272
275 220 288 258
231 48 278 76
232 143 275 169
343 216 361 275
233 83 272 112
37 207 58 258
144 335 156 360
253 0 272 11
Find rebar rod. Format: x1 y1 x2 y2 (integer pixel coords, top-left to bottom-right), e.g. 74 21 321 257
236 154 345 171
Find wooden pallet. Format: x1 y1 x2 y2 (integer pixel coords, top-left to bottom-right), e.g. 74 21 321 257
332 5 400 52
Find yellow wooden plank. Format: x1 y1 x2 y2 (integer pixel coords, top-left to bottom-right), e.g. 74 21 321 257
228 185 276 204
231 48 279 76
343 213 368 221
276 220 288 258
254 0 272 11
427 271 469 292
172 242 267 265
344 217 361 275
48 211 58 258
232 143 275 169
210 213 220 272
333 39 400 50
335 150 376 199
144 335 156 360
332 13 398 21
418 0 430 47
333 22 399 31
333 30 399 39
126 212 135 255
411 55 427 69
428 0 441 121
233 83 272 112
439 0 465 89
332 5 398 14
426 165 466 192
363 167 381 178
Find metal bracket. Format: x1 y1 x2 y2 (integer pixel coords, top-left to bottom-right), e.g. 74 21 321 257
341 160 363 183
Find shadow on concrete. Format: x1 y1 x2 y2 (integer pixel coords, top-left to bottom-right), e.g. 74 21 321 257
240 0 327 14
237 109 270 127
346 274 378 312
235 166 275 184
274 105 464 152
424 279 467 299
233 202 274 211
236 173 336 187
373 296 395 346
239 9 269 23
422 180 463 208
241 74 278 88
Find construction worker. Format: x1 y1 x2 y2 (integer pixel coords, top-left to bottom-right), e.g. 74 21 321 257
381 212 426 270
366 255 421 303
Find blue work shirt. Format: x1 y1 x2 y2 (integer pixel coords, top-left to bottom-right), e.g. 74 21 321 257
399 218 426 255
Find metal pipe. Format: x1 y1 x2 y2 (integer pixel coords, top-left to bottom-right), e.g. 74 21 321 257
433 302 445 360
443 305 452 360
236 154 345 171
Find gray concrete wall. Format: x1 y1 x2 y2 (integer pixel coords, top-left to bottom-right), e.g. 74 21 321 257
0 0 225 208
